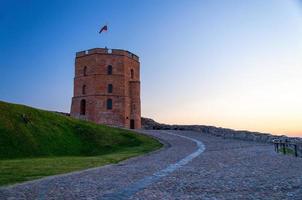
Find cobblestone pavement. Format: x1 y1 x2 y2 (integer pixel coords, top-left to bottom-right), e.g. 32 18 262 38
1 130 302 200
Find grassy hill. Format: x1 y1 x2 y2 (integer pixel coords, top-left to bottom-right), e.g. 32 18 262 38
0 101 162 185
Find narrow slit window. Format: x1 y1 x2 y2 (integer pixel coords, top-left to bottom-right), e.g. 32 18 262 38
82 85 86 95
107 65 112 75
108 84 113 93
83 66 87 76
107 99 112 110
131 69 134 79
80 99 86 115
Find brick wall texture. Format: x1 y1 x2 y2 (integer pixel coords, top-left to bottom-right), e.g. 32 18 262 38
70 48 141 129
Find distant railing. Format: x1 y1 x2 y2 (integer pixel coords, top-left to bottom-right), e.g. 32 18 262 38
273 139 299 157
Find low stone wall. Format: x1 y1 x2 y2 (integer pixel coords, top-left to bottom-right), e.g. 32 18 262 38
53 111 70 117
141 117 302 157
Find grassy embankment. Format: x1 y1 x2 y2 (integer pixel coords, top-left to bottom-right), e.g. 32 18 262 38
0 101 162 186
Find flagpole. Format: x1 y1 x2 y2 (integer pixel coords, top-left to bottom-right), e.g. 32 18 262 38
105 22 108 49
99 23 109 49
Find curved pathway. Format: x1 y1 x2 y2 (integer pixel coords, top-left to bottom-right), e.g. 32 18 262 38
1 130 302 199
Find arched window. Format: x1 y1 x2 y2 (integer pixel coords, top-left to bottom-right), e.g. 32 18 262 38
80 99 86 115
107 99 112 110
83 66 87 76
131 69 134 79
108 84 113 93
82 85 86 95
107 65 112 75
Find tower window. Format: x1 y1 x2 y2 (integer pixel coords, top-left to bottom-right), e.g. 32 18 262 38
108 84 113 93
80 99 86 115
131 69 134 79
83 66 87 76
107 99 112 110
82 85 86 95
107 65 112 75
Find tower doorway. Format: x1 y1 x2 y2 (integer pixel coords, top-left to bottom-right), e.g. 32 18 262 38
130 119 135 129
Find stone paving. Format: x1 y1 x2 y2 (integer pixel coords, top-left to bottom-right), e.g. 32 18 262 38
0 130 302 200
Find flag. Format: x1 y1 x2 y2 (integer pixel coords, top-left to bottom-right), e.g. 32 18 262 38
99 25 108 34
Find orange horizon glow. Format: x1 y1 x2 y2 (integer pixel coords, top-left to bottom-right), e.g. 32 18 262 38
149 116 302 137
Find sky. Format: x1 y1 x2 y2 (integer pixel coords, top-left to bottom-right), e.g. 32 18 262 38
1 0 302 136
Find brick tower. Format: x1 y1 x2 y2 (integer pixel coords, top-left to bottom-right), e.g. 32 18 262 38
70 48 141 129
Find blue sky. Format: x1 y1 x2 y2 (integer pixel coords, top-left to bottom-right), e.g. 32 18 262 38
1 0 302 136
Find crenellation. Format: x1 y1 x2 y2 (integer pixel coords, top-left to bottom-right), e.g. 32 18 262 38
76 51 87 57
88 48 108 54
76 48 139 62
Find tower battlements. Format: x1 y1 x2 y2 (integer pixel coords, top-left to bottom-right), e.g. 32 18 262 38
76 48 139 62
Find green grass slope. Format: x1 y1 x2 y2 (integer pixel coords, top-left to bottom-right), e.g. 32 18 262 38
0 101 162 185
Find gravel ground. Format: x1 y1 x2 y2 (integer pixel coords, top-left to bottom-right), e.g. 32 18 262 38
0 130 301 200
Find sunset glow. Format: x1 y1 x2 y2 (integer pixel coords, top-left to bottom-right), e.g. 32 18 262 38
1 0 302 136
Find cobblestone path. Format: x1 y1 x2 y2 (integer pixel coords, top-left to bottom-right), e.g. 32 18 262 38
0 130 302 200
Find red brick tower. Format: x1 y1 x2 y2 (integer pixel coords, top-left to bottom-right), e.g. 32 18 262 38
70 48 141 129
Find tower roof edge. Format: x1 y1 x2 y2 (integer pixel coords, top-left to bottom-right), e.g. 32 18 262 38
76 48 139 61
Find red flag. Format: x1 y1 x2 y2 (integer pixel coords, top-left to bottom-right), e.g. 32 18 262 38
99 25 108 34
